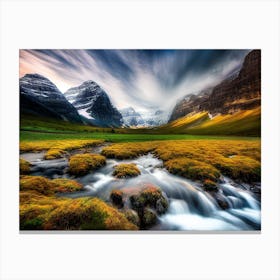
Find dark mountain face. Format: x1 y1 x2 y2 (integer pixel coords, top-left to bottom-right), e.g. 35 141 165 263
20 74 82 123
65 81 123 127
169 50 261 121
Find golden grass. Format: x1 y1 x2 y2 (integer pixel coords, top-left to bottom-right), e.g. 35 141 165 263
44 148 67 160
20 175 137 230
20 158 31 174
20 175 83 195
113 163 141 178
52 178 83 193
102 139 261 183
69 154 106 176
20 195 137 230
20 139 104 153
101 142 155 159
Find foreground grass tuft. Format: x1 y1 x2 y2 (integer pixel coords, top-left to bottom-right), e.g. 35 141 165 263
20 158 31 174
113 163 141 178
69 153 106 176
20 176 83 195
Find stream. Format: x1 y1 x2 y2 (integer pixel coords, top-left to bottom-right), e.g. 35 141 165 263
21 151 261 231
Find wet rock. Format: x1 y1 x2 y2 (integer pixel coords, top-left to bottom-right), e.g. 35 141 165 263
110 190 124 208
203 179 218 192
123 209 140 227
142 208 157 228
213 192 229 210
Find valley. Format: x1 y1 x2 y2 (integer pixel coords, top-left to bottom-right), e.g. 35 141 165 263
19 49 261 231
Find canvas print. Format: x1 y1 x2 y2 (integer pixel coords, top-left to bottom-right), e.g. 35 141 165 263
19 49 261 231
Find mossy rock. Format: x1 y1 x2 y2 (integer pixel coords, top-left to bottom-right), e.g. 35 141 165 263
129 184 169 220
52 178 83 193
43 197 137 230
123 209 140 227
20 175 55 196
165 157 220 182
113 163 141 178
203 179 218 192
44 149 67 160
142 208 157 228
110 190 124 208
69 153 106 176
20 158 31 174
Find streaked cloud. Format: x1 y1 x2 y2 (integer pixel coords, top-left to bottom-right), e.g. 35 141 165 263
19 49 250 113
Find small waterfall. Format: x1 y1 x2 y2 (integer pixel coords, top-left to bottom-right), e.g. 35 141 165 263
24 151 261 231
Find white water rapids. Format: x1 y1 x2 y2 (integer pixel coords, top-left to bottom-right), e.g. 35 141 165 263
21 152 261 231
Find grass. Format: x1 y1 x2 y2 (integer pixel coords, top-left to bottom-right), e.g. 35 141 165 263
157 108 261 136
20 195 137 230
20 175 137 230
101 139 261 183
68 153 106 176
20 139 104 152
113 163 141 178
20 158 31 174
20 130 258 143
20 175 83 194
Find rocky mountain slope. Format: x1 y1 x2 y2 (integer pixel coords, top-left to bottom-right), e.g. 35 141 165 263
20 74 82 123
169 50 261 121
120 107 144 127
64 81 123 127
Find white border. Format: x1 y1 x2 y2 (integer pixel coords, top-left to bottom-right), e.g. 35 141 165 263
1 0 280 279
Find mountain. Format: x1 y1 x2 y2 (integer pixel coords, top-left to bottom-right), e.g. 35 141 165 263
169 88 213 122
64 81 123 127
20 74 82 123
120 107 144 127
169 50 261 121
141 110 169 127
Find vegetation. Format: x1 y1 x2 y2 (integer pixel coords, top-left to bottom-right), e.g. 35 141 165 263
113 163 141 178
20 158 31 174
102 139 261 183
68 153 106 176
20 195 137 230
52 178 83 193
44 148 67 160
20 175 137 230
157 108 261 136
20 139 104 153
20 175 83 194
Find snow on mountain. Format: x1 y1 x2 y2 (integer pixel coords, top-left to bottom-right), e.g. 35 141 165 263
64 80 123 127
20 73 82 123
120 107 169 127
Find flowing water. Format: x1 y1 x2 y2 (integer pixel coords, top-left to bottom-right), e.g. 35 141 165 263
21 152 261 231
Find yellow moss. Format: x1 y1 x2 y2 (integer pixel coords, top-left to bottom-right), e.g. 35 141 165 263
20 194 137 230
20 158 31 174
20 175 55 196
102 139 261 183
44 149 66 160
165 157 220 181
113 163 141 178
20 176 83 196
69 153 106 176
101 142 156 159
20 139 104 153
52 178 83 193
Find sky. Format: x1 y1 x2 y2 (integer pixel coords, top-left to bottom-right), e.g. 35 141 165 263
19 49 250 114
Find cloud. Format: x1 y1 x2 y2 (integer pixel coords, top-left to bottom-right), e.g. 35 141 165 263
19 49 250 113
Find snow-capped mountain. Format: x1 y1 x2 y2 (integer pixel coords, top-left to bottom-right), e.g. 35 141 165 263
64 81 123 127
141 109 169 127
120 107 145 127
20 73 82 123
120 107 169 127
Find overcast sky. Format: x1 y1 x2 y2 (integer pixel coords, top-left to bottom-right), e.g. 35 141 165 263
20 49 250 113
